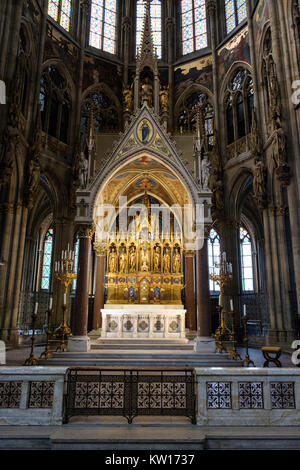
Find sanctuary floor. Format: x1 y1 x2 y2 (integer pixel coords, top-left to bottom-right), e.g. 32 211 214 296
3 344 296 368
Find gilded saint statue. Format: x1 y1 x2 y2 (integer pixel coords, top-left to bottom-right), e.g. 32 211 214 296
173 248 181 273
109 247 117 273
119 247 127 273
154 246 161 272
123 84 133 113
163 249 171 274
159 85 169 113
141 245 149 272
141 77 153 108
129 246 136 272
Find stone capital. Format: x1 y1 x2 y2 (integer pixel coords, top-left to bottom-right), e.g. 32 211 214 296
184 250 195 258
77 223 95 239
80 0 90 15
207 0 216 16
93 241 107 257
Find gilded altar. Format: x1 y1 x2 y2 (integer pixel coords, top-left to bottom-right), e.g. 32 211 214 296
105 237 184 304
103 190 184 305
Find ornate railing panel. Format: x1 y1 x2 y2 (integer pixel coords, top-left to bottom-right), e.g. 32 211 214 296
64 368 197 424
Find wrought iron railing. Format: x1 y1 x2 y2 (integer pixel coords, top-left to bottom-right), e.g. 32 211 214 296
64 368 197 424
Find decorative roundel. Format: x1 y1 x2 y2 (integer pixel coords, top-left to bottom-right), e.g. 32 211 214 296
137 119 154 144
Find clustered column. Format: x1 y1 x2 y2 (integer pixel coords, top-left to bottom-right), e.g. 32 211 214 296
184 250 196 331
68 223 95 352
92 242 106 331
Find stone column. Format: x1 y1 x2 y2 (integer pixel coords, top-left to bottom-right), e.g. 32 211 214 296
91 242 106 332
194 235 214 352
68 223 94 352
184 251 196 332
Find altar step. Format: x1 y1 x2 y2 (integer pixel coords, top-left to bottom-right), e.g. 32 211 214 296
39 350 243 367
91 339 193 351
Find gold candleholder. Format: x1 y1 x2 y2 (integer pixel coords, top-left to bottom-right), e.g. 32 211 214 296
228 310 242 361
210 256 233 352
24 311 39 366
54 247 76 352
241 315 255 367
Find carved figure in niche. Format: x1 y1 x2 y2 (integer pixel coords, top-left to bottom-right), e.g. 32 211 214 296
159 85 169 113
213 180 224 211
28 157 40 195
141 77 153 107
173 248 181 273
119 247 127 273
141 245 149 271
129 246 136 272
163 249 171 274
154 246 161 272
109 247 117 273
253 160 266 199
201 155 211 190
123 84 133 112
272 122 286 168
79 152 88 189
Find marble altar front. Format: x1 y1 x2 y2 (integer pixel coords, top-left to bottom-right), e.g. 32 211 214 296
100 304 186 339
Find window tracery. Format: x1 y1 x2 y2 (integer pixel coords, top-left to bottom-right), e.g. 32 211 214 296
225 68 254 144
39 66 71 143
181 0 208 56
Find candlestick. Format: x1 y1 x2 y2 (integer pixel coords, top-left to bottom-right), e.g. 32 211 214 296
64 293 67 305
230 299 233 312
49 297 53 310
34 302 38 314
243 304 247 317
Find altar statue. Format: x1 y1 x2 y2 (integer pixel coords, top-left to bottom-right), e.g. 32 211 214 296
129 246 136 272
141 245 149 271
109 247 117 273
173 248 181 273
154 246 161 272
119 248 127 273
79 152 88 189
163 249 171 274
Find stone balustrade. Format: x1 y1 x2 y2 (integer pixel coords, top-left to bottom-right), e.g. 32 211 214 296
195 368 300 426
1 366 300 427
0 367 68 425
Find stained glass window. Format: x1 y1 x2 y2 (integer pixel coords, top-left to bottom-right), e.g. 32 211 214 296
89 0 117 54
181 0 207 56
48 0 72 32
208 229 220 292
41 228 54 290
240 227 254 292
225 0 247 35
72 238 79 291
136 0 162 58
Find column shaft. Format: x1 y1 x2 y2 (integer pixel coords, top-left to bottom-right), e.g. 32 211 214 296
73 236 91 337
196 239 211 337
92 254 105 330
185 254 196 331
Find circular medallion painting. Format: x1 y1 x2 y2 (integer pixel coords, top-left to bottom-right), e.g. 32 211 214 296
137 119 153 144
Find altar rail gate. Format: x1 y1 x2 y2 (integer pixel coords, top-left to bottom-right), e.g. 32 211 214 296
64 368 197 424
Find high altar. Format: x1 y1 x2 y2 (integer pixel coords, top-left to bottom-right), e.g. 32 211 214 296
101 191 187 339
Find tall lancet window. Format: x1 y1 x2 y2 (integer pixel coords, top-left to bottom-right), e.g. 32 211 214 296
136 0 162 58
208 229 220 293
225 0 247 34
181 0 208 56
41 228 54 290
89 0 117 54
240 227 254 292
48 0 72 32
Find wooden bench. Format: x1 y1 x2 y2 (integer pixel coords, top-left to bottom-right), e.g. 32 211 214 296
261 347 282 368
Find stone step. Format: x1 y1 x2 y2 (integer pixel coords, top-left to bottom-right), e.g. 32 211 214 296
39 352 242 367
91 343 194 351
47 351 223 359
